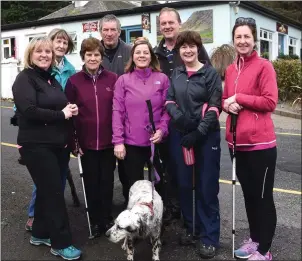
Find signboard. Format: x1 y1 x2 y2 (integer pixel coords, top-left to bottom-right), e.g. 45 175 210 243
82 21 99 33
276 22 288 34
142 13 151 33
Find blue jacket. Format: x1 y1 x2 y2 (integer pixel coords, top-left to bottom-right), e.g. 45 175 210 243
52 56 76 91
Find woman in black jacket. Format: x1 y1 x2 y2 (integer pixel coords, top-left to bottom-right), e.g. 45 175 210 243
12 36 81 260
166 31 222 259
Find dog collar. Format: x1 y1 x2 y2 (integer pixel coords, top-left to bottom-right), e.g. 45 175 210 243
139 202 154 216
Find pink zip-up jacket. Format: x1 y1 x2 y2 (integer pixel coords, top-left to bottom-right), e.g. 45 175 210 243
112 68 170 146
222 51 278 147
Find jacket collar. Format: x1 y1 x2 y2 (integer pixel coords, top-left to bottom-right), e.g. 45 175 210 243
82 64 104 78
31 65 53 81
52 56 74 74
177 61 210 75
133 67 152 80
154 38 167 57
235 50 258 72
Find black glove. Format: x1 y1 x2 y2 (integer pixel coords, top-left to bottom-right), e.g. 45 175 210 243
174 115 199 132
181 130 204 149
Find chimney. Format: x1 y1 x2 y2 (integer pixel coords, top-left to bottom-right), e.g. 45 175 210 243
74 1 89 8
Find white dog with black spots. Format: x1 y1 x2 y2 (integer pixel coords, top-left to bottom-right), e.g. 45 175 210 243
105 180 163 261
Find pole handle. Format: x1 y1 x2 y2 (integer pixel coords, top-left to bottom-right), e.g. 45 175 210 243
230 113 238 133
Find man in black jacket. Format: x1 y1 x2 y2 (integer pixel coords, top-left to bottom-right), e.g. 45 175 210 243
99 14 132 204
154 7 212 224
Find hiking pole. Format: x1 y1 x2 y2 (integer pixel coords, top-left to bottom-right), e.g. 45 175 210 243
230 113 238 258
72 121 94 239
77 153 94 239
182 147 196 237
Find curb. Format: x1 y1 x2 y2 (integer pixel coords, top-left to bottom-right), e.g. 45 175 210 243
273 109 301 119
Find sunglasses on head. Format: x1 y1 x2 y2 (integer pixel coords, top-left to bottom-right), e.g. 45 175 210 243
235 17 256 25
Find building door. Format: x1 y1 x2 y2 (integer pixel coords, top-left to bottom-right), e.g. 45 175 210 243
278 34 285 55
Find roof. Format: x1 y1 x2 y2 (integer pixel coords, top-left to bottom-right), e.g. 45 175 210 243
39 1 137 20
2 1 301 31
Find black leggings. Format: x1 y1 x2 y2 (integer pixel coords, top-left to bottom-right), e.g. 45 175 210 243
231 147 277 254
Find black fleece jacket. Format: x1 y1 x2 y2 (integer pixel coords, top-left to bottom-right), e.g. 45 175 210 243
166 63 222 135
12 66 70 147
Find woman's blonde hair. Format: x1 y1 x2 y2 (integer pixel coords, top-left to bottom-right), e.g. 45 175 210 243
125 37 160 73
24 36 56 69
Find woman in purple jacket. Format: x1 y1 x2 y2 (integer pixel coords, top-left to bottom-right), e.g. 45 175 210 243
112 37 170 198
65 37 118 238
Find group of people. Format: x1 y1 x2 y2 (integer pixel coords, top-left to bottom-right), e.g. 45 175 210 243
12 7 278 261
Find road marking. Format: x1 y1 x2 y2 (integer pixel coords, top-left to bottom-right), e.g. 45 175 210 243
2 105 300 136
2 141 301 195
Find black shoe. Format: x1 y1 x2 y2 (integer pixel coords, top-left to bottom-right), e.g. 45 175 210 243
197 241 216 259
18 156 25 165
91 224 102 238
171 205 181 220
179 231 196 246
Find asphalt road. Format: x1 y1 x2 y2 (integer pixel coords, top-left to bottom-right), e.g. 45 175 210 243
1 103 301 261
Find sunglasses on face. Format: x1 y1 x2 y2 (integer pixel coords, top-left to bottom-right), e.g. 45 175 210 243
235 17 256 26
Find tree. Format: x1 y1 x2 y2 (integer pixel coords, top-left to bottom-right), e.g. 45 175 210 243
1 1 71 25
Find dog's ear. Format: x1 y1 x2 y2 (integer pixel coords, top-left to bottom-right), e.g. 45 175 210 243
126 225 137 233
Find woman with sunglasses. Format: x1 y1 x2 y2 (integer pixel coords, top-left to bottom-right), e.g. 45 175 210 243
112 37 170 199
222 18 278 260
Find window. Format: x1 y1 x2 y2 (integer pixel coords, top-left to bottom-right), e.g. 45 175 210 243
289 37 297 55
27 33 46 42
68 32 77 52
260 29 273 60
120 25 143 45
1 37 15 60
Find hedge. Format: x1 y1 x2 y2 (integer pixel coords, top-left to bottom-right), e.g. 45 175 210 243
272 59 301 102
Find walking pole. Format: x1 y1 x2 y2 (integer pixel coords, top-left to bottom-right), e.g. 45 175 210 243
230 113 238 258
72 123 94 239
182 147 196 237
77 153 94 239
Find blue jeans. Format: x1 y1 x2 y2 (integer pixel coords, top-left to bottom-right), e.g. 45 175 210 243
169 127 221 247
28 148 70 217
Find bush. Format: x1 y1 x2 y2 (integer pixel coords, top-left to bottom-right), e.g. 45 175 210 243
277 53 300 60
272 59 301 101
210 44 236 80
261 52 269 59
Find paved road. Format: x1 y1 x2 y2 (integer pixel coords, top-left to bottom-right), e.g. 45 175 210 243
1 102 301 260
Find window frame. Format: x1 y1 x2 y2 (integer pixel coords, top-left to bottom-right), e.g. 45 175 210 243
68 31 78 53
120 25 143 44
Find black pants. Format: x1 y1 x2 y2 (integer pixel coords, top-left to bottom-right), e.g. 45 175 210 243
80 148 116 227
117 159 128 201
20 146 72 249
123 145 151 196
231 147 277 254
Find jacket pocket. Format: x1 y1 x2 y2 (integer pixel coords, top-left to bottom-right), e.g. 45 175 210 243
235 110 257 145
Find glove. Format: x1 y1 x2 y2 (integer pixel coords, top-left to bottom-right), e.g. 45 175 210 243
174 115 199 132
181 130 204 149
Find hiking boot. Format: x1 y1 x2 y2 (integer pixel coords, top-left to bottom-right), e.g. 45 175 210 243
30 236 51 247
50 245 82 260
179 231 196 246
91 224 102 238
248 251 272 260
235 238 259 259
25 217 34 231
197 241 216 259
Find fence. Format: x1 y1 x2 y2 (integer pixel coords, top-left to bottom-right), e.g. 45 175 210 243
1 60 23 99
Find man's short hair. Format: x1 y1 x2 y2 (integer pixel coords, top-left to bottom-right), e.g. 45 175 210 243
99 14 121 32
159 7 181 23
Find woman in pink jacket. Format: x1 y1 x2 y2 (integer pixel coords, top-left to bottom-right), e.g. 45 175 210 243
222 18 278 261
112 37 170 199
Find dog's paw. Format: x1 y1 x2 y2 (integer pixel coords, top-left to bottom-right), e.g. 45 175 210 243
152 258 160 261
127 255 134 261
121 243 127 251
